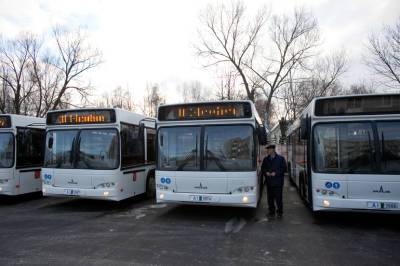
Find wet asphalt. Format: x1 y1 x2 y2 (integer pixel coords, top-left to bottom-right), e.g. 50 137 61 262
0 178 399 266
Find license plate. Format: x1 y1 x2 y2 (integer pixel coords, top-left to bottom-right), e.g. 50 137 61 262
367 201 399 209
189 195 212 202
64 189 81 196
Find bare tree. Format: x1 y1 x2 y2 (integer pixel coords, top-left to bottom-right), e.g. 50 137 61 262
50 26 102 110
97 86 136 111
344 81 376 95
179 80 210 102
282 51 347 120
366 18 400 88
141 84 164 117
0 34 35 114
28 37 63 117
249 8 320 122
215 68 244 100
196 1 268 102
0 27 102 116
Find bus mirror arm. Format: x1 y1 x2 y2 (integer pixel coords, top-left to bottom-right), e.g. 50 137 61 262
258 127 267 145
48 137 54 149
300 116 309 140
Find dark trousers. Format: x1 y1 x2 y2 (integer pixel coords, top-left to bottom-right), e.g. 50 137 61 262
267 185 283 214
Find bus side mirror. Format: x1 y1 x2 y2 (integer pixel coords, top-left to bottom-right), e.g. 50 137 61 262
300 116 309 140
48 137 53 149
258 126 267 145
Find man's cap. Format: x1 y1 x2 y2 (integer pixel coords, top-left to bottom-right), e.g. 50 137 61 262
265 144 276 149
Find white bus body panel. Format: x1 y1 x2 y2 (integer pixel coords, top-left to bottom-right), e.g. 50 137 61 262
0 115 44 196
156 170 259 208
312 172 400 212
0 168 16 195
42 166 151 201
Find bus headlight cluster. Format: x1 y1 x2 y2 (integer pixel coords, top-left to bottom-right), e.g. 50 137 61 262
156 184 169 190
0 179 9 184
43 179 51 185
233 186 254 193
316 188 338 197
96 182 115 189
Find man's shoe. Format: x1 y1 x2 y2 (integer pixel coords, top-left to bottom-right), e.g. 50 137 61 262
267 212 275 218
277 213 283 219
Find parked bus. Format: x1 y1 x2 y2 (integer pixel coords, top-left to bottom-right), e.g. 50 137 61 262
0 114 45 196
287 93 400 212
156 101 267 208
42 108 156 201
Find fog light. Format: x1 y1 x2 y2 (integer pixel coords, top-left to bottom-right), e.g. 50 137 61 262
323 199 330 207
159 193 165 200
42 188 46 193
242 196 249 203
103 191 110 196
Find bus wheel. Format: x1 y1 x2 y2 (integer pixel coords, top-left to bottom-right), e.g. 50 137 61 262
146 173 156 198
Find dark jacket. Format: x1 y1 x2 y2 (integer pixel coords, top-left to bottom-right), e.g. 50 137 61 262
262 153 287 187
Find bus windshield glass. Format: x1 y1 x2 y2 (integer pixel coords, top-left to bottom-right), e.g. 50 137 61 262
377 121 400 173
158 125 254 171
313 122 375 173
158 127 201 171
204 125 254 171
45 129 119 170
0 133 14 168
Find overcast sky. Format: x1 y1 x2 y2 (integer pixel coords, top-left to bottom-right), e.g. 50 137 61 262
0 0 399 104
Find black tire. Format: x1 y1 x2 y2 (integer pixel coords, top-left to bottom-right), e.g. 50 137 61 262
146 172 156 198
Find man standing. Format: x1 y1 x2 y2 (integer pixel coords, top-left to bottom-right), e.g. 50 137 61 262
262 144 287 218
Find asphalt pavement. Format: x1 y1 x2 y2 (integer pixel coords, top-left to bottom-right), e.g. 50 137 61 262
0 179 399 266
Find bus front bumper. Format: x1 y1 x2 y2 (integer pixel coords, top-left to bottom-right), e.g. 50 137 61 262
42 185 120 201
156 191 258 208
314 196 400 212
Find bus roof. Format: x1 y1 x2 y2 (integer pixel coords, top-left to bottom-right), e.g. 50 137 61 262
0 114 45 129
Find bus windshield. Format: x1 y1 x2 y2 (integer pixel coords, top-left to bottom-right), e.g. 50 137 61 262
0 133 14 168
158 125 254 171
45 129 119 170
313 122 375 173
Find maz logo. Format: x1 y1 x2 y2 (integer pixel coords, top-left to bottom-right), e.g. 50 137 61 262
373 186 391 193
194 183 208 189
67 178 78 185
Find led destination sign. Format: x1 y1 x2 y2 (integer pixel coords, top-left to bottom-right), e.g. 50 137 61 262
315 95 400 116
47 110 116 125
0 116 11 128
158 102 252 121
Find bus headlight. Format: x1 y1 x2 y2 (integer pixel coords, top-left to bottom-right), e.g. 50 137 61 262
242 196 249 203
323 199 330 207
0 179 9 184
156 184 169 190
96 182 115 189
103 191 110 196
233 186 254 194
159 193 165 200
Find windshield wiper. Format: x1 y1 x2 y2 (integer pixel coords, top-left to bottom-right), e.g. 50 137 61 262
206 150 226 171
176 149 197 171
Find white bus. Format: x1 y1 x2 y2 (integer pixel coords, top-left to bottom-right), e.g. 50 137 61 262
42 108 156 201
0 114 45 196
287 94 400 212
156 101 267 208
